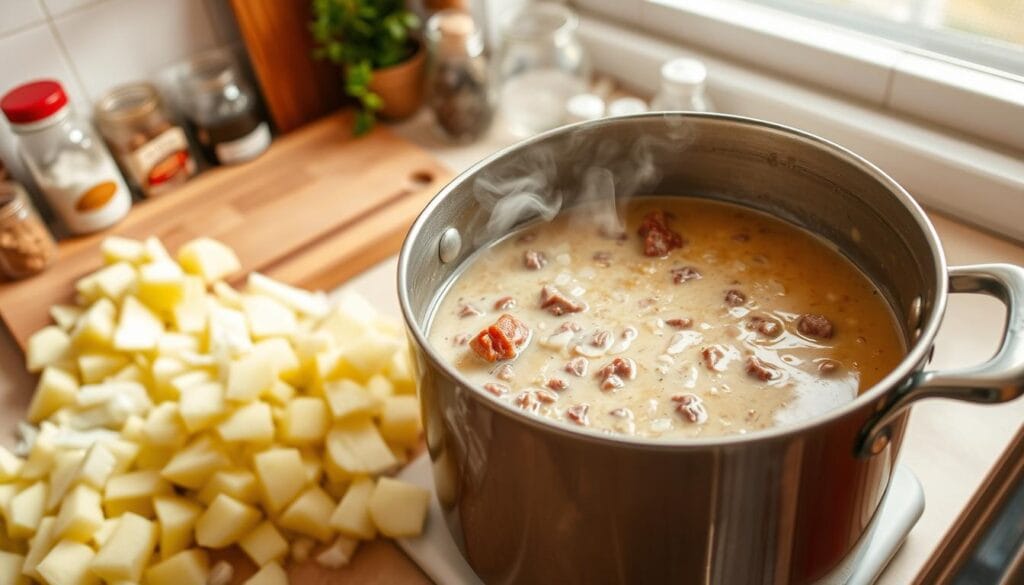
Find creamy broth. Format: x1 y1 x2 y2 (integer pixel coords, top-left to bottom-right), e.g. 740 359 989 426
428 197 905 439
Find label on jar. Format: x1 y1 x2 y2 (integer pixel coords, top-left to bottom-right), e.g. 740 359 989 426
214 122 271 164
127 127 195 197
39 150 132 235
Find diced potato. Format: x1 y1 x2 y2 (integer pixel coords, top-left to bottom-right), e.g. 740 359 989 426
280 397 329 444
243 561 288 585
251 337 301 381
113 296 164 351
90 512 157 582
379 395 422 447
50 304 83 332
144 548 209 585
194 494 261 548
156 331 201 355
53 484 104 542
177 238 241 283
161 435 229 488
319 291 376 344
319 333 399 382
178 382 226 433
144 236 172 262
27 366 79 423
387 350 416 394
279 485 336 541
9 481 47 538
197 468 259 505
44 450 85 512
238 521 288 567
91 518 118 547
301 450 323 484
212 281 244 309
70 298 116 349
217 401 274 443
101 236 147 264
173 275 208 334
264 379 296 405
36 539 98 585
207 306 253 360
368 477 430 538
329 476 376 539
0 446 24 481
315 535 359 569
0 550 28 585
244 295 298 339
253 448 308 513
76 381 152 421
26 326 71 373
137 261 186 312
77 352 128 384
75 442 117 490
104 439 140 475
109 361 146 383
226 352 275 402
153 496 203 559
326 419 397 475
248 272 329 318
133 444 177 473
78 261 136 302
141 402 187 448
169 369 214 397
323 379 376 421
104 471 172 518
151 356 187 399
22 516 56 581
366 374 396 402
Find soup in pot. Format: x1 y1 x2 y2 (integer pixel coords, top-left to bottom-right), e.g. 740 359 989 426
428 197 905 439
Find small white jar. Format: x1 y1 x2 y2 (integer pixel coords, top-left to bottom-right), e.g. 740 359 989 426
1 80 131 234
650 57 715 113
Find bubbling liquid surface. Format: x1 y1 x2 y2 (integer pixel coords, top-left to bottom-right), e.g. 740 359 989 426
428 197 905 439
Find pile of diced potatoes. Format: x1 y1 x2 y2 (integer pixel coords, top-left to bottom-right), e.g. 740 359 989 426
0 236 430 585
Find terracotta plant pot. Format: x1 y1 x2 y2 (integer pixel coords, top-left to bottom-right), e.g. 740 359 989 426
368 42 426 120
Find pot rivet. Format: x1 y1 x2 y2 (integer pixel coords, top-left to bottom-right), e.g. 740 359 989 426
870 431 890 455
439 228 462 263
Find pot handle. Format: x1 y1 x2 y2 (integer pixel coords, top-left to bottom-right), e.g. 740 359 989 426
858 263 1024 457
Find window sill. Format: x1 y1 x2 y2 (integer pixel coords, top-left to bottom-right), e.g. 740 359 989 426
575 11 1024 242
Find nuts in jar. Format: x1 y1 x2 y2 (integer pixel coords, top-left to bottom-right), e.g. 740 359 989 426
0 183 57 279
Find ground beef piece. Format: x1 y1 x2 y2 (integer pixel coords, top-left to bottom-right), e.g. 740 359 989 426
566 404 590 426
495 363 514 381
798 314 834 339
513 391 539 412
701 346 726 371
524 250 548 270
593 251 613 267
556 321 582 334
591 330 611 348
745 356 779 381
458 303 482 318
638 210 684 257
453 333 471 346
565 357 588 377
534 389 559 404
671 266 702 284
597 357 637 381
483 383 509 396
672 393 708 424
546 378 568 391
601 375 625 391
469 314 531 362
724 289 747 306
493 296 516 310
666 318 693 329
540 285 585 316
747 315 781 337
609 407 633 419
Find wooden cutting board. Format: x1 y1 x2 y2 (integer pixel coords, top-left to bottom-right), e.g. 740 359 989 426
0 111 452 584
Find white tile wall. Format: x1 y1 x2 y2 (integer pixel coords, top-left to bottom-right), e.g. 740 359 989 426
0 0 239 188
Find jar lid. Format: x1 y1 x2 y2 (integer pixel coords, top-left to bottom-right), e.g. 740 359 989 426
427 10 483 55
565 93 606 123
1 80 69 124
96 83 161 125
660 58 708 90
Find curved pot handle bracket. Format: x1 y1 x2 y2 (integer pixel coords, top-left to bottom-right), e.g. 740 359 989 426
858 264 1024 457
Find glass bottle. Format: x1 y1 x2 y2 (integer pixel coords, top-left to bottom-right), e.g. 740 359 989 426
496 2 590 137
0 180 57 279
650 58 715 112
425 10 494 143
96 83 196 198
0 79 131 235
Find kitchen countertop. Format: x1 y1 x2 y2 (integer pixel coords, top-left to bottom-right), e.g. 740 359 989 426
0 110 1020 584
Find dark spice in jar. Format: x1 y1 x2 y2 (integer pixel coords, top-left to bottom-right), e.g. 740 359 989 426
425 10 494 143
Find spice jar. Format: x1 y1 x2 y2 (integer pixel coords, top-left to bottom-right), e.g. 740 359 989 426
425 10 494 143
177 51 270 165
1 80 131 235
0 179 57 279
96 83 196 198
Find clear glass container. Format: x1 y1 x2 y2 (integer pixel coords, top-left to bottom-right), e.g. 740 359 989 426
650 57 715 112
1 80 131 235
496 2 591 137
177 51 270 165
426 10 495 143
0 181 57 279
96 83 196 198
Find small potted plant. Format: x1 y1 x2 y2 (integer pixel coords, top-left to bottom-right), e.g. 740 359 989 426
311 0 423 134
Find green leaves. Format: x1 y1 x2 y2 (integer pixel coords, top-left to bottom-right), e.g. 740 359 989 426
309 0 420 135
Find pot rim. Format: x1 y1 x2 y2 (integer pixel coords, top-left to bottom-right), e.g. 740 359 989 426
398 112 949 451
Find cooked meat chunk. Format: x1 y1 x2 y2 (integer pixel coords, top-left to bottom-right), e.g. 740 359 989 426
540 285 585 316
745 356 779 381
469 314 531 362
798 314 834 339
638 210 684 257
671 266 702 284
724 289 747 306
493 296 516 310
524 250 548 270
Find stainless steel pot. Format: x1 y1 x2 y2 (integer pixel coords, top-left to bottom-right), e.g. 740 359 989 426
397 113 1024 584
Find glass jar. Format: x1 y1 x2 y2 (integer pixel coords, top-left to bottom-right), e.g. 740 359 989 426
177 51 270 165
425 10 494 143
0 80 131 235
96 83 196 198
495 2 590 137
650 58 715 112
0 180 57 279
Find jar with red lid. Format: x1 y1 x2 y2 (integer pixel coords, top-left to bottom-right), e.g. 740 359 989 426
1 79 131 235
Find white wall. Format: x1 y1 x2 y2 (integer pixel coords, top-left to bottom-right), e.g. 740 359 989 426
0 0 241 189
